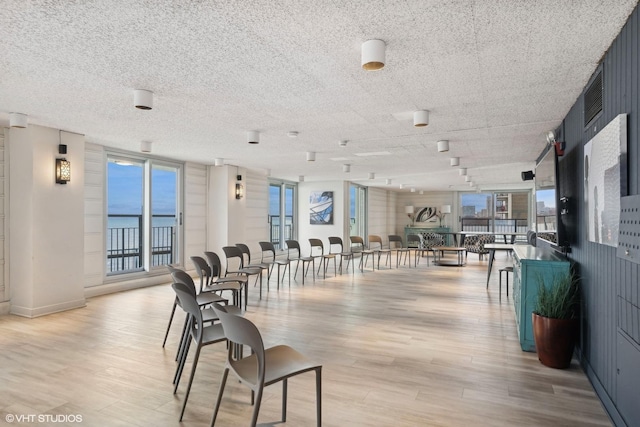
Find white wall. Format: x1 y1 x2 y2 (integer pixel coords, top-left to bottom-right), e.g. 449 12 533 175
368 187 393 239
9 125 85 317
297 181 348 256
0 130 7 313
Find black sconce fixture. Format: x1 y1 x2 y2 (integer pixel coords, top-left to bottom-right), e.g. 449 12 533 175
521 170 535 181
235 174 244 199
56 144 71 184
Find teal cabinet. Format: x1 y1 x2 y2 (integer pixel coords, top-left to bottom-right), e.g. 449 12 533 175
512 245 570 352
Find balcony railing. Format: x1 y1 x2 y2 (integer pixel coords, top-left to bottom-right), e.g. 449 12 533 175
268 215 293 245
107 214 176 273
461 217 529 233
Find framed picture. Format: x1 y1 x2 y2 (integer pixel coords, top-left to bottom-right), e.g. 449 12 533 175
584 114 627 247
415 207 438 223
310 191 333 225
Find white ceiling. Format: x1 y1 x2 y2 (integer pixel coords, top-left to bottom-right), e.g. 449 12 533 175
0 0 637 192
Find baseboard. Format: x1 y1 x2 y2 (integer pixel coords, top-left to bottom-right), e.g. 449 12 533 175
10 299 86 318
84 272 174 298
0 301 10 315
581 358 627 427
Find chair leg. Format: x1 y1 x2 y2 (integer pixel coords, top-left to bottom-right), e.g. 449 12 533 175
250 387 264 427
163 299 178 347
282 378 288 422
175 313 189 361
174 336 191 391
211 367 229 427
316 367 322 427
179 346 202 421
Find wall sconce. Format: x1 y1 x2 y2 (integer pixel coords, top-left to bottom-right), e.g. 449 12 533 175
56 144 70 184
235 174 244 199
405 205 414 226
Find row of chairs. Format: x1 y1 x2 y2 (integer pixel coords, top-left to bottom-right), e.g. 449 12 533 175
167 268 322 426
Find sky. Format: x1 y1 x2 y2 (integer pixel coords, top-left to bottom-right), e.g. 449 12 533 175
108 162 176 215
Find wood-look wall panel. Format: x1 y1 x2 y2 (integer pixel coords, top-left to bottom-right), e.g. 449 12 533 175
0 134 4 299
560 4 640 425
83 143 105 287
183 163 207 265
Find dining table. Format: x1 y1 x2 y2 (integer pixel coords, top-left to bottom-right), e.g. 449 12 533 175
484 243 515 286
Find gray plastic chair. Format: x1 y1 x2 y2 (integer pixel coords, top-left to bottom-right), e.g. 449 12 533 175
211 304 322 427
368 235 391 269
259 241 290 287
172 282 227 422
285 240 315 284
309 238 336 279
328 236 354 274
388 235 411 267
204 251 248 309
223 246 265 299
349 236 376 271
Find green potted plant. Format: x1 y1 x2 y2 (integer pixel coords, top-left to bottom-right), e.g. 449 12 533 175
532 271 580 369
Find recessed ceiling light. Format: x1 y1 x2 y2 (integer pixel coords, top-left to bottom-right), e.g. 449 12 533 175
361 39 385 71
134 89 153 110
413 110 429 127
9 112 28 128
247 130 260 144
339 140 348 147
287 131 299 138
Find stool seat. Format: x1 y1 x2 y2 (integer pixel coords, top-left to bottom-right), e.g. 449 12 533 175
499 266 513 298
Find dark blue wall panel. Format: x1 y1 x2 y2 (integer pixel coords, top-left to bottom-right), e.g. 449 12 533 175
559 4 640 426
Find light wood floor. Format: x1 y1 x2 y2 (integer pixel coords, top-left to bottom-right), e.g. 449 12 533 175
0 253 611 426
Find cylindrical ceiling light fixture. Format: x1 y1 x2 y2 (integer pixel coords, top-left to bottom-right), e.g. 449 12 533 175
343 164 350 173
133 89 153 110
306 151 316 161
459 167 467 176
465 176 471 182
140 141 152 153
469 181 474 187
385 179 392 185
419 190 424 195
339 140 348 147
410 187 416 193
361 39 385 71
214 158 224 167
413 110 429 127
368 172 375 179
450 157 460 166
437 140 449 152
247 130 260 144
299 175 305 182
399 184 404 189
9 112 28 128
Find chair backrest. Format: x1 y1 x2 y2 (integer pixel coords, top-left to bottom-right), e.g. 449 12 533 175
407 234 421 247
349 236 364 253
258 241 276 263
368 235 383 250
171 270 198 295
191 256 211 292
388 234 404 248
285 240 301 259
172 282 203 343
166 264 183 274
328 236 344 254
212 304 266 386
204 251 223 278
308 238 324 256
236 243 254 265
222 246 245 272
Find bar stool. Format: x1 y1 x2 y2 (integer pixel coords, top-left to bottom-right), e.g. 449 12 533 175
499 266 513 298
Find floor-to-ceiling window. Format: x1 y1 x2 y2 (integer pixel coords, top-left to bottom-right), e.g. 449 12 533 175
268 180 296 249
460 191 529 233
107 154 182 275
349 184 367 237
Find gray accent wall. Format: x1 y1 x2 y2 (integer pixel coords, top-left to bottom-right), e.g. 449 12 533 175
559 4 639 426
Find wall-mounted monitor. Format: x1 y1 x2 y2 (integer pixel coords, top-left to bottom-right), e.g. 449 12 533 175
535 145 568 249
